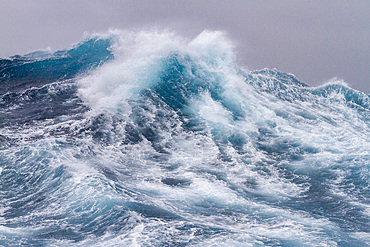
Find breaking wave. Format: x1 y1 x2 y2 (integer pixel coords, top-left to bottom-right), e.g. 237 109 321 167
0 30 369 246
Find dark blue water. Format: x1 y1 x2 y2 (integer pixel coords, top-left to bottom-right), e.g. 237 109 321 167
0 30 369 246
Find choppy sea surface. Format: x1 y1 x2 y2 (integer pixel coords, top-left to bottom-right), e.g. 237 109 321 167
0 30 369 246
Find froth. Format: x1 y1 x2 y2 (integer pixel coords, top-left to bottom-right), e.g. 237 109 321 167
77 30 236 114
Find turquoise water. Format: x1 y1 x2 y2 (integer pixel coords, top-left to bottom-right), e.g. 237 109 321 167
0 30 369 246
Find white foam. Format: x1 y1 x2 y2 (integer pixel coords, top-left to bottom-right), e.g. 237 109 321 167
3 29 370 246
188 30 234 63
196 91 233 126
77 30 181 113
77 30 238 115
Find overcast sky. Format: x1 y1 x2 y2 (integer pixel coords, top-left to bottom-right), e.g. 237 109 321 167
1 0 369 92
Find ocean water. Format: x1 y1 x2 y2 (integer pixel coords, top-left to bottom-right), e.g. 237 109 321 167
0 30 369 246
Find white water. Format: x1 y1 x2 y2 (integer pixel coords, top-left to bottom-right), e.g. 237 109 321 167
0 29 369 246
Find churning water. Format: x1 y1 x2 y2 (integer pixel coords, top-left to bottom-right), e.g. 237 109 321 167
0 30 369 246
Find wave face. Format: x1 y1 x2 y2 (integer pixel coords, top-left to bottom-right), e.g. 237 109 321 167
0 30 369 246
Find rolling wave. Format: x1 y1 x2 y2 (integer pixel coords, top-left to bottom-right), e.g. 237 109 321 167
0 30 369 246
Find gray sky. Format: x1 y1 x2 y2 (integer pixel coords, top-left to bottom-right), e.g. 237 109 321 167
1 0 369 92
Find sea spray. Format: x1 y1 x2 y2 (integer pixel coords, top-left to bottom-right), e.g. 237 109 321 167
0 30 369 246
